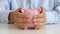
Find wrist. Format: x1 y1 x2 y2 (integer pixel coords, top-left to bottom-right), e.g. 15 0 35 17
8 12 14 23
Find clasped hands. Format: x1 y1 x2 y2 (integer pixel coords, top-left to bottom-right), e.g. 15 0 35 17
9 7 46 29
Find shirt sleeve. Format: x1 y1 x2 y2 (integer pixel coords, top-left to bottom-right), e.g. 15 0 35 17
0 0 18 24
55 0 60 22
0 10 10 24
0 1 9 23
10 0 18 10
0 1 10 23
45 10 57 23
46 0 60 24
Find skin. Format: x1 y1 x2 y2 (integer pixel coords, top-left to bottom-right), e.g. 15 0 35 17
34 7 46 29
9 7 46 29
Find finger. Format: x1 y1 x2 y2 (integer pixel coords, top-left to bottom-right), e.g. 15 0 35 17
15 11 29 18
34 9 45 19
34 22 45 29
16 23 25 28
15 14 29 19
33 18 45 23
14 18 28 23
34 14 44 19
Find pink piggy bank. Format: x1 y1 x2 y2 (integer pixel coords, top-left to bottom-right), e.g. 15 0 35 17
18 7 42 29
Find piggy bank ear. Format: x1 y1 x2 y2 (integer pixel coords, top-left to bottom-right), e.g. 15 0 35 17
21 8 27 13
38 7 43 13
18 7 26 13
17 7 22 13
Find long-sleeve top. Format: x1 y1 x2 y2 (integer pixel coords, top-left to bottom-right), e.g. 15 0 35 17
0 0 60 24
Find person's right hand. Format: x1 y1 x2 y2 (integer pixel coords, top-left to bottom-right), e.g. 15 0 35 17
9 8 28 27
15 8 29 27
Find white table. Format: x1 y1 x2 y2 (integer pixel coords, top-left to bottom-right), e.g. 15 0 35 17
0 23 60 34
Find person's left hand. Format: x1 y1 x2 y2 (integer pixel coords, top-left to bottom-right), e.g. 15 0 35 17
33 7 46 29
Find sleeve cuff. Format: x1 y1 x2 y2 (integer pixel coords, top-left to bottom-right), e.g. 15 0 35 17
45 10 57 23
0 10 10 23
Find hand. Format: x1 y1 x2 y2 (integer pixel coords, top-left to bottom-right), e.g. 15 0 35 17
33 7 46 29
9 8 28 28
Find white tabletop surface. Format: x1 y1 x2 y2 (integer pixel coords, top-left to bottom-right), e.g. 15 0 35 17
0 23 60 34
